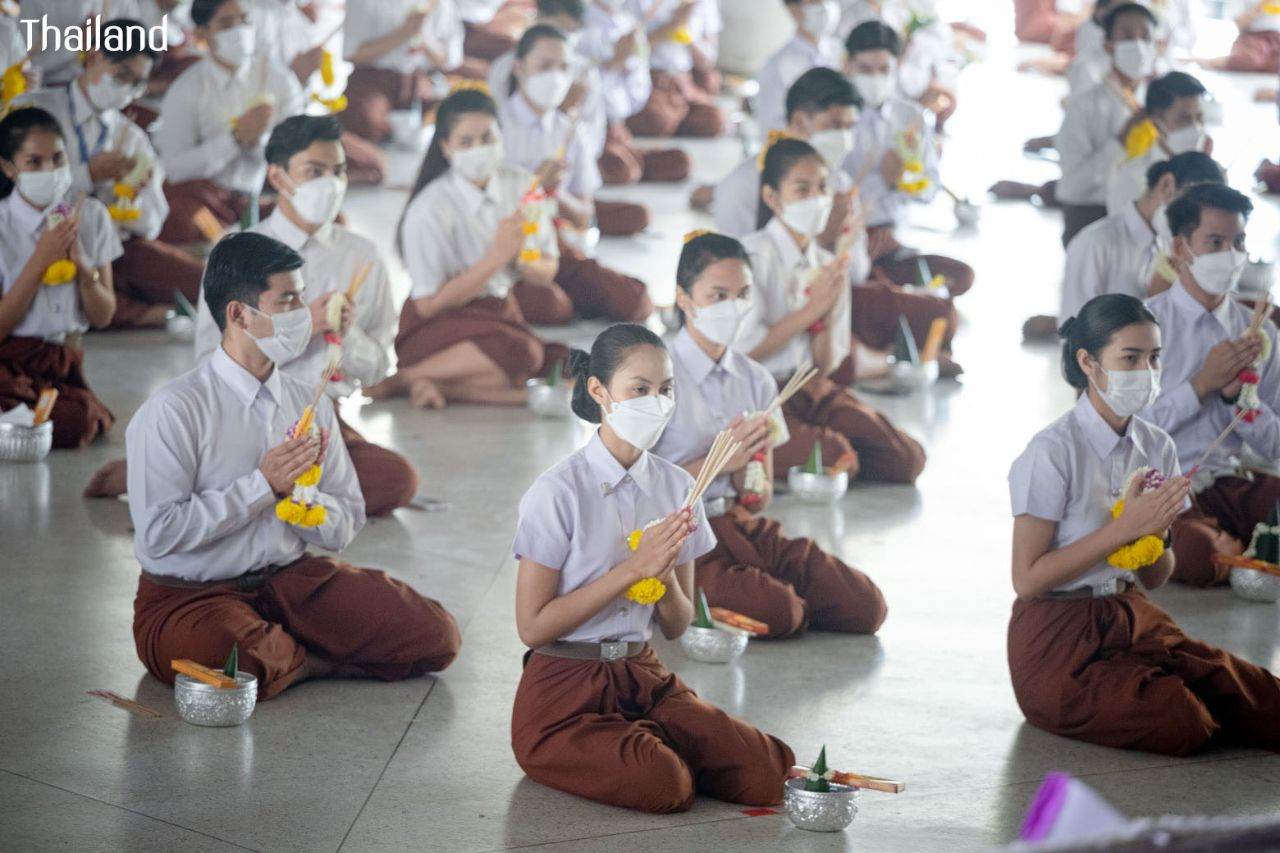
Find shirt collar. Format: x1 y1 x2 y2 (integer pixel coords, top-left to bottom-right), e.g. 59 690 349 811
1121 201 1154 244
765 216 818 272
211 345 283 410
511 91 558 134
1072 393 1134 460
260 208 326 252
1169 278 1230 325
584 430 654 495
68 79 99 128
448 166 503 214
673 327 741 386
3 190 48 237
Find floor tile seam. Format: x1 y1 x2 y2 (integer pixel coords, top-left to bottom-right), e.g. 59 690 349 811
478 813 755 851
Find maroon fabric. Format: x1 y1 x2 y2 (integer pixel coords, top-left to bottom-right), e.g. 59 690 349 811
626 71 725 139
866 225 974 298
1014 0 1076 46
595 199 650 237
158 180 272 245
0 336 112 449
851 271 958 354
108 237 205 329
1062 203 1108 249
521 242 654 324
1225 31 1280 73
1170 474 1280 587
338 66 433 144
336 414 419 517
394 295 553 384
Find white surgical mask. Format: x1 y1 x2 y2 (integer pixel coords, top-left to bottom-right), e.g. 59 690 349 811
851 72 894 108
688 298 746 346
1112 39 1155 81
18 166 73 209
1189 247 1247 296
451 142 504 184
808 127 854 168
86 74 143 112
1095 366 1160 418
780 194 833 238
1163 123 1206 154
245 304 312 363
800 0 839 37
287 175 346 228
522 69 573 111
603 392 676 451
213 25 256 68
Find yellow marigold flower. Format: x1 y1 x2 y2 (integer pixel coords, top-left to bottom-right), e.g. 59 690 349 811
302 504 327 527
670 27 693 45
898 177 931 195
1265 1 1280 13
903 158 924 173
625 577 666 605
1124 119 1159 159
276 498 306 524
1107 535 1164 570
113 182 136 201
296 464 322 488
320 49 336 87
108 205 142 222
42 259 77 285
627 529 644 551
2 63 27 103
521 220 539 235
519 248 542 263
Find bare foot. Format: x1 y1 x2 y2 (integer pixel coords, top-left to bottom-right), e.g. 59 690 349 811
140 304 172 329
1022 314 1059 342
365 372 408 400
84 458 128 498
409 377 446 409
689 183 714 212
1254 87 1279 104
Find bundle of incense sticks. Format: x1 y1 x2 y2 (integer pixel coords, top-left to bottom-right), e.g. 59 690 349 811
32 388 58 425
685 430 741 508
767 367 819 414
709 607 769 636
192 207 225 243
787 766 906 794
171 659 237 688
87 690 163 719
920 317 948 364
525 111 584 195
345 260 374 302
1248 293 1271 336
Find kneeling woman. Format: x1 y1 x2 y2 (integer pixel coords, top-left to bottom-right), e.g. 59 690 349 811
511 324 793 813
1008 294 1280 756
736 137 925 484
368 88 566 409
0 106 119 448
651 231 887 638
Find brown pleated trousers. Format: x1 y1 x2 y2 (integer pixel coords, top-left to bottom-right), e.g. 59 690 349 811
598 123 692 185
0 337 113 449
1008 588 1280 756
697 506 887 639
133 554 461 701
511 646 794 813
337 66 434 145
108 237 205 329
850 271 958 355
1170 474 1280 587
158 180 272 245
774 374 926 484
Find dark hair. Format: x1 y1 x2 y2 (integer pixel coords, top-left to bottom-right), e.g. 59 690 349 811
265 114 343 167
1102 2 1156 39
1059 294 1158 390
675 233 751 327
1091 0 1119 21
398 88 499 255
1144 150 1223 190
756 137 824 230
191 0 233 27
203 232 305 332
569 324 667 423
98 18 158 62
0 107 65 200
1144 71 1206 114
537 0 585 20
845 20 901 58
1165 182 1253 239
785 67 861 122
511 24 567 95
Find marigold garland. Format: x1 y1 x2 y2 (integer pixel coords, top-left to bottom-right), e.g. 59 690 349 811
42 259 77 285
1124 118 1159 159
623 522 667 604
274 412 327 528
1 62 26 103
1106 498 1165 570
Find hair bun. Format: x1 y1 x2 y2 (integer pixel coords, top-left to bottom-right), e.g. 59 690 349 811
567 348 591 378
1057 316 1077 339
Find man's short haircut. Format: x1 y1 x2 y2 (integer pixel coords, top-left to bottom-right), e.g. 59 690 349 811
1165 182 1253 239
265 115 343 168
203 232 305 331
785 67 861 120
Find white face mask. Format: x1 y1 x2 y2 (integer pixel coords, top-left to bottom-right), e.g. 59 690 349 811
1094 366 1160 418
851 72 894 108
213 25 256 68
287 175 346 228
86 74 144 112
1163 123 1205 154
18 166 73 209
780 194 833 238
1189 247 1247 296
800 0 839 37
522 69 573 111
1112 39 1155 80
245 304 312 364
688 298 747 346
603 391 676 451
451 142 504 184
808 127 854 168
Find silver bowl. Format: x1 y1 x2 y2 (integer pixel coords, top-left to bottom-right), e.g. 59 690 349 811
173 671 258 727
1229 566 1280 603
679 624 748 663
784 778 859 832
954 198 980 227
526 379 572 419
890 359 939 392
787 467 849 504
0 420 52 462
1239 259 1275 297
165 311 195 342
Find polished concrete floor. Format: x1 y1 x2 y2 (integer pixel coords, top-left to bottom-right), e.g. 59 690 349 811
5 9 1280 853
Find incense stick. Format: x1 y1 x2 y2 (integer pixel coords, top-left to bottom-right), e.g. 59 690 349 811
787 766 905 794
767 367 818 414
33 387 58 425
920 317 948 364
87 690 163 719
345 260 374 302
170 659 237 688
685 430 740 508
1188 408 1249 475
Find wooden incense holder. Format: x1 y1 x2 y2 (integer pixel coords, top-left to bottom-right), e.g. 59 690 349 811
788 766 906 794
171 659 237 689
709 607 768 636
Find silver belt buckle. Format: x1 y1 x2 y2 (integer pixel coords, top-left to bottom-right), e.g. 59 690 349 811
1094 578 1118 597
599 641 628 661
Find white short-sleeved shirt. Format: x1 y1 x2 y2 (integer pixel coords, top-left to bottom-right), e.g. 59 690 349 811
498 92 603 201
0 191 122 341
581 3 653 124
153 56 304 194
839 96 939 228
513 431 716 643
1008 394 1183 592
651 330 789 503
194 211 397 399
487 51 608 161
755 35 844 133
1058 202 1157 324
734 217 852 378
126 347 366 583
399 164 558 301
343 0 464 74
1055 79 1135 207
638 0 721 74
1228 0 1280 32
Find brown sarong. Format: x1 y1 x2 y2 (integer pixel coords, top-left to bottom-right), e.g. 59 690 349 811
108 236 205 329
1226 31 1280 73
159 180 272 245
514 244 653 325
626 70 725 139
336 413 418 517
1170 474 1280 587
1008 588 1280 755
394 294 560 384
0 336 112 449
338 66 433 144
598 123 691 185
133 553 461 701
511 645 793 813
595 199 650 238
851 271 958 355
698 505 887 639
775 374 926 484
867 226 974 298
